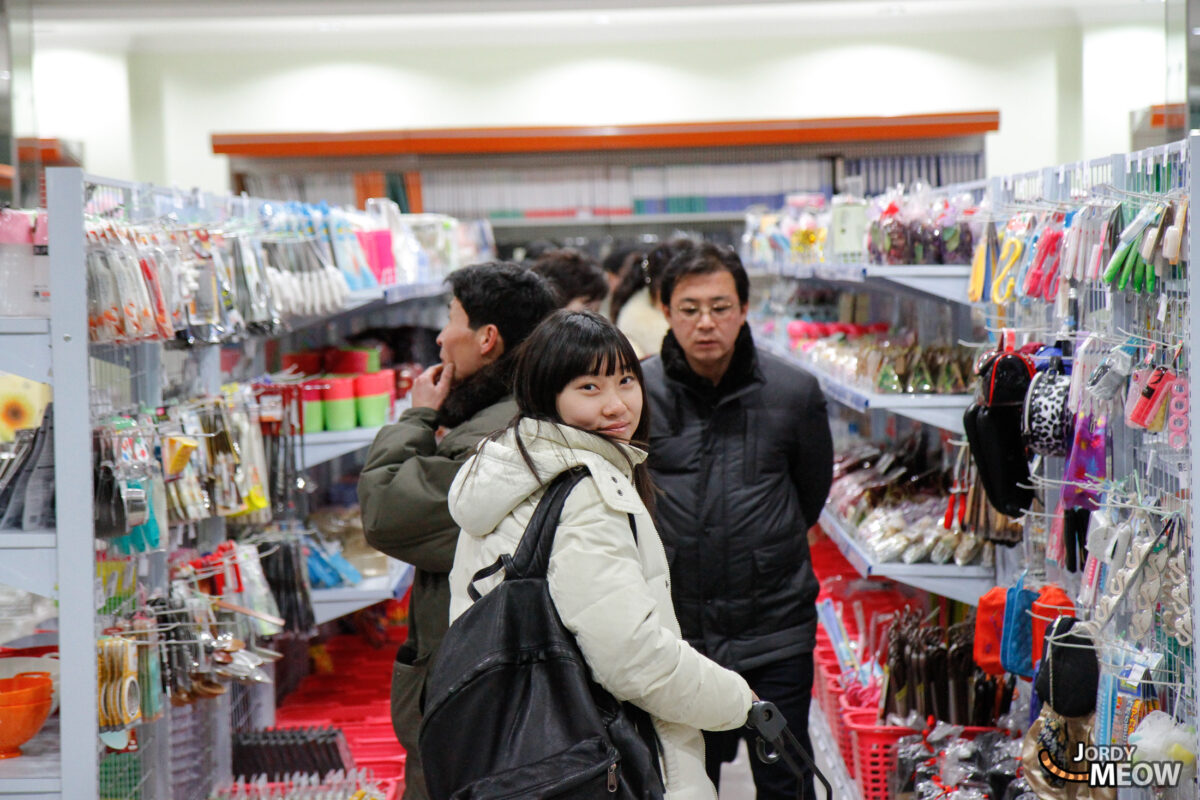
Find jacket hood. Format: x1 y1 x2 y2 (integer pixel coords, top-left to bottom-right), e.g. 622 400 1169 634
449 418 647 539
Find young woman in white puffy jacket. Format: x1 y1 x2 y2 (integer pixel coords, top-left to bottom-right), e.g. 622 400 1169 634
447 309 754 800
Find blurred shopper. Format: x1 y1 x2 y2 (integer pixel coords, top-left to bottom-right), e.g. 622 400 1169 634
612 240 693 359
447 310 754 799
358 262 557 800
532 248 610 312
598 244 639 319
641 243 834 800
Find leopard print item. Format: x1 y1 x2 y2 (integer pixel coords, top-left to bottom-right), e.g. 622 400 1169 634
1023 370 1073 456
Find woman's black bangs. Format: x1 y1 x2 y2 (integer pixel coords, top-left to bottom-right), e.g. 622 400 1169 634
584 338 636 378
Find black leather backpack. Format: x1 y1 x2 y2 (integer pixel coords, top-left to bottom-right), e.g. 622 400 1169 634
963 335 1036 517
420 468 664 800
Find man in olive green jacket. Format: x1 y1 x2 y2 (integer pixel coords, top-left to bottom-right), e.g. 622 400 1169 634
358 262 557 800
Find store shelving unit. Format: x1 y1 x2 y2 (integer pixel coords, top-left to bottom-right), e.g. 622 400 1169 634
311 560 415 625
756 337 972 435
819 510 993 606
0 166 99 800
1 167 442 800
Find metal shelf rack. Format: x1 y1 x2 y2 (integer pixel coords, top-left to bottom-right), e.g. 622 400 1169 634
819 510 994 606
311 560 415 625
771 261 972 306
756 337 972 435
488 211 748 229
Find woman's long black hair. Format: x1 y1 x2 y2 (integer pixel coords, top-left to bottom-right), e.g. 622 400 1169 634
503 309 656 512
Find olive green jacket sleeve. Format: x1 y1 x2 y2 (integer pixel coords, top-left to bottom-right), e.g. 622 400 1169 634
358 400 516 574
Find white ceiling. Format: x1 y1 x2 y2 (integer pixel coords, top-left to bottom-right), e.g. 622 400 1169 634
33 0 1168 52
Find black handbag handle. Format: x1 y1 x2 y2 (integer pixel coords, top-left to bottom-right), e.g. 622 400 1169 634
467 467 590 602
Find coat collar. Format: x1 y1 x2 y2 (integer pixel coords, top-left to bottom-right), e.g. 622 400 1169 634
436 353 516 429
450 419 647 537
515 418 648 476
660 323 761 402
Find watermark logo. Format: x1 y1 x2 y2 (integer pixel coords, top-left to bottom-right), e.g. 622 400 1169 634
1038 744 1184 789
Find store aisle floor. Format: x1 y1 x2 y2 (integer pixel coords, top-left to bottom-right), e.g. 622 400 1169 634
716 740 756 799
718 714 840 800
281 634 832 800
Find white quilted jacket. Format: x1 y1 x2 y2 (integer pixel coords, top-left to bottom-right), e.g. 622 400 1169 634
448 419 753 800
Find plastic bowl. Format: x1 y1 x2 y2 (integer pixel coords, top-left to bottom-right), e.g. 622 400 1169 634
0 673 52 706
0 698 52 758
0 658 59 714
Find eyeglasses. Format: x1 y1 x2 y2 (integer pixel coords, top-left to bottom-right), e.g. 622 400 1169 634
672 302 738 321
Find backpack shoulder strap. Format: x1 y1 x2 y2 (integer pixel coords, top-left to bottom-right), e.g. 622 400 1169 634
510 466 590 579
466 467 591 601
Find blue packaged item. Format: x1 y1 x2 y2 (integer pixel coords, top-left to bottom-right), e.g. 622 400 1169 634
304 543 342 588
1001 572 1039 678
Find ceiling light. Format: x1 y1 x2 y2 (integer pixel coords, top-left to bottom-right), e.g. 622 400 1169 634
594 14 612 26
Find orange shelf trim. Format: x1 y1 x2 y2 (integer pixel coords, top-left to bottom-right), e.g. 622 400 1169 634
213 112 1000 159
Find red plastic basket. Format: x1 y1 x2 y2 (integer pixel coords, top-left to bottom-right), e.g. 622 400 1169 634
843 713 918 800
843 713 1002 800
823 676 845 761
357 756 406 781
837 698 876 777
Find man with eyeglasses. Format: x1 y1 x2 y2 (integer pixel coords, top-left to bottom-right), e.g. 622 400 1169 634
641 242 833 799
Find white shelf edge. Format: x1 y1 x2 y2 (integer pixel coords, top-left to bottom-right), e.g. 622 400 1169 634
819 509 992 606
0 318 50 335
808 702 861 800
311 561 414 625
0 780 62 795
761 261 971 305
0 319 52 381
300 399 413 469
0 545 57 598
289 282 448 332
0 531 57 549
489 211 747 229
755 337 971 431
381 281 448 304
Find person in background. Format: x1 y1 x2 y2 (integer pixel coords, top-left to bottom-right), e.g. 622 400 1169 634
641 243 834 800
613 239 693 359
532 248 610 312
358 262 557 800
598 244 639 319
447 310 754 799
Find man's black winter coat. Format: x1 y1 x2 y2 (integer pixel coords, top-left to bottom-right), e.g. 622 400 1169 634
642 326 833 672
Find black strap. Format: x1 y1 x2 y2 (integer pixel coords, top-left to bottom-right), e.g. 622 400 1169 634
467 469 643 602
466 468 590 603
466 557 508 602
510 467 590 579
